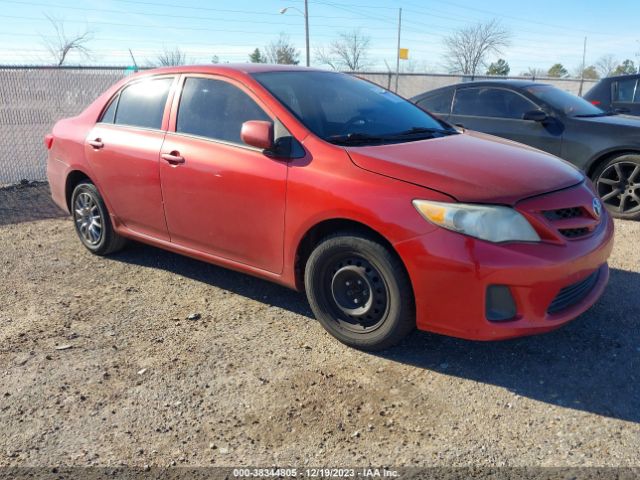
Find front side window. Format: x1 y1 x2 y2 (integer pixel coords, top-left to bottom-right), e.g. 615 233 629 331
253 71 453 146
417 90 454 114
453 87 536 119
615 78 639 103
176 77 270 145
114 77 173 130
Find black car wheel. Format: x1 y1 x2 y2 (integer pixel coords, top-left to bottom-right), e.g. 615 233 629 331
594 154 640 220
71 182 127 255
304 232 415 351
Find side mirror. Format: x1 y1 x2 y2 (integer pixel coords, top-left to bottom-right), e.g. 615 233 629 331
241 120 274 151
522 110 548 122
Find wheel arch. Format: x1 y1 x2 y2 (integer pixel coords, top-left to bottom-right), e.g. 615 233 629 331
293 218 411 293
64 169 94 211
586 149 640 180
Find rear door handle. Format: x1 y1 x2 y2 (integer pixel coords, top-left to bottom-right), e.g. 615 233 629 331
88 138 104 149
161 152 185 165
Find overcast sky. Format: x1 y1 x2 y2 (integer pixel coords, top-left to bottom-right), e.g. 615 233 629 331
1 0 639 74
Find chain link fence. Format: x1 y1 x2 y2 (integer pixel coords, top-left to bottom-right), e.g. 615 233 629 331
0 66 595 186
0 67 131 185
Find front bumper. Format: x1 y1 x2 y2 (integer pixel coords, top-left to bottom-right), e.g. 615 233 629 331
395 191 614 341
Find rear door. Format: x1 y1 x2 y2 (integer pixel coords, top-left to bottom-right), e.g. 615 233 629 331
612 77 640 116
448 86 563 155
84 76 176 240
159 75 288 273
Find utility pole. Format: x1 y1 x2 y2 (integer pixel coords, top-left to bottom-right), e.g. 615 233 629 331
128 48 138 71
579 36 587 96
304 0 310 67
394 7 402 93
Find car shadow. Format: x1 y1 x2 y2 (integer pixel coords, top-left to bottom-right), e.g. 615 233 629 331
0 182 68 226
112 242 640 423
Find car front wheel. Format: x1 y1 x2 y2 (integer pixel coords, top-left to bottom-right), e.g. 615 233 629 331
594 154 640 220
71 182 126 255
304 232 415 351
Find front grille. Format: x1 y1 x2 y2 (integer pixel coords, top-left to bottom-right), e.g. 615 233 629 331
547 270 600 315
543 207 584 221
542 206 593 239
559 227 590 238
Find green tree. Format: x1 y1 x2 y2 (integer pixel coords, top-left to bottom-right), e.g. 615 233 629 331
248 48 267 63
579 65 599 80
613 59 637 75
547 63 568 78
486 58 510 76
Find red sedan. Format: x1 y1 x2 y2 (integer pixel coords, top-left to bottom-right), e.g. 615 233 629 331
46 65 614 350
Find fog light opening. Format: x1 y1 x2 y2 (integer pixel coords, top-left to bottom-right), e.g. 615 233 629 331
486 285 517 322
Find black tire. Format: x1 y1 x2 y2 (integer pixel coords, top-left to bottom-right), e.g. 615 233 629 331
304 232 415 351
593 153 640 220
71 182 126 255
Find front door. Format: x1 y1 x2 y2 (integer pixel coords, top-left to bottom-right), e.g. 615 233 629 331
159 76 288 273
84 76 175 240
449 86 563 156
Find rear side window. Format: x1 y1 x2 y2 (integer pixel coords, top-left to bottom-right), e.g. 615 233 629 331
417 90 453 114
614 78 639 103
453 87 536 119
114 78 173 130
176 77 270 145
99 95 118 123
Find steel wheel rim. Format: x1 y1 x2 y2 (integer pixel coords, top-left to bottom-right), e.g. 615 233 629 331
73 192 103 246
597 161 640 215
323 254 389 333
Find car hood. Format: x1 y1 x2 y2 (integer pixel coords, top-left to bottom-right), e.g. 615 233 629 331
345 131 584 204
573 113 640 128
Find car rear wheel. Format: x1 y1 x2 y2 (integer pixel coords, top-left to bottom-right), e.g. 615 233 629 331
594 154 640 220
304 233 415 351
71 182 126 255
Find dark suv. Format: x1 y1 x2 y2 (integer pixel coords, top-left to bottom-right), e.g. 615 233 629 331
584 74 640 116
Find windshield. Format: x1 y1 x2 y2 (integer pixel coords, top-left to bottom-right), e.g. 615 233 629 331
252 71 454 145
526 85 606 117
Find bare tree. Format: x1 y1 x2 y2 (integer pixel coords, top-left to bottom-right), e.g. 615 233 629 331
41 14 92 66
443 19 510 76
265 34 300 65
316 30 371 71
156 47 188 66
595 54 618 78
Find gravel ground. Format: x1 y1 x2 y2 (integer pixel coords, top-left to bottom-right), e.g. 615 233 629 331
0 184 639 468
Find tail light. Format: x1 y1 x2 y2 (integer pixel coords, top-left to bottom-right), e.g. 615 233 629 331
44 134 54 150
590 100 601 105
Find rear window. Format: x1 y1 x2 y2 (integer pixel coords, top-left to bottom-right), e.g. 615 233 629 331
114 78 173 130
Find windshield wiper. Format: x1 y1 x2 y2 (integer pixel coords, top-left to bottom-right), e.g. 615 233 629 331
385 126 458 137
325 132 386 146
326 127 456 146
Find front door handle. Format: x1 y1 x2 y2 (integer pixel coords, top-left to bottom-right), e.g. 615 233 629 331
88 138 104 149
161 152 185 165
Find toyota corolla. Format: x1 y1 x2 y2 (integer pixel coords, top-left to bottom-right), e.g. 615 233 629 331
46 65 614 350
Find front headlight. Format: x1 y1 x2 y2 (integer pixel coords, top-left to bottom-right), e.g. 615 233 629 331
413 200 540 243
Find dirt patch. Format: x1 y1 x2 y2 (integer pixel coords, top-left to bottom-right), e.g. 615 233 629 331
0 185 639 467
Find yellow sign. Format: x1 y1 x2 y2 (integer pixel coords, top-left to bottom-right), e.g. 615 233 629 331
399 48 409 60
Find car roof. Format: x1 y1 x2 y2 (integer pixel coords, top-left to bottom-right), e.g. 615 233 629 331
411 79 547 101
133 63 327 77
596 73 640 82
